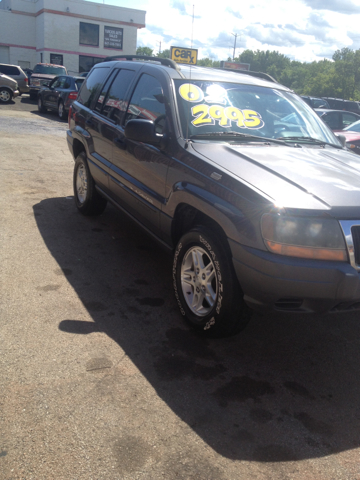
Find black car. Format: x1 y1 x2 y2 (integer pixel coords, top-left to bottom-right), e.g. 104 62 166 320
38 75 84 120
321 97 360 114
301 95 330 109
67 56 360 337
314 108 360 131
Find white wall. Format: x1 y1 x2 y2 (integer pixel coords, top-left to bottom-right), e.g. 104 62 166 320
0 0 145 71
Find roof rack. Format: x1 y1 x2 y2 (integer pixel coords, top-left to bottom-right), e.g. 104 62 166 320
214 67 278 84
103 55 181 72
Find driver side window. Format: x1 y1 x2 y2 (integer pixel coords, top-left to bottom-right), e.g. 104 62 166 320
125 74 166 130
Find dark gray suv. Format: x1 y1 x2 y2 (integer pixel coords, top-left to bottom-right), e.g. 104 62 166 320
67 56 360 337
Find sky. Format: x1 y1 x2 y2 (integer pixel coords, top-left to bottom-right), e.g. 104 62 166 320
85 0 360 63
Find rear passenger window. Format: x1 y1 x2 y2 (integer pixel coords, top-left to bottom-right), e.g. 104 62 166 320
0 65 20 76
125 74 166 124
77 67 110 108
94 69 118 113
100 69 135 124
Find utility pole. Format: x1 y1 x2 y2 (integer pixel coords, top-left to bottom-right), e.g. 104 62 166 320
231 33 238 61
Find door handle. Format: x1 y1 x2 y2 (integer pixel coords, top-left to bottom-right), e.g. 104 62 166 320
114 137 127 150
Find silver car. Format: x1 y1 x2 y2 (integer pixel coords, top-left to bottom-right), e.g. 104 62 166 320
0 73 20 103
0 64 29 94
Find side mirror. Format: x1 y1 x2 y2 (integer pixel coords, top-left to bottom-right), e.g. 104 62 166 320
125 119 162 146
335 134 347 148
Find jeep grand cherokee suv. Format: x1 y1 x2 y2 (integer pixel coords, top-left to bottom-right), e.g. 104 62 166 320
67 55 360 337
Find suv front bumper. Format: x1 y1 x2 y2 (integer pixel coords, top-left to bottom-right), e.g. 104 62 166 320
229 239 360 313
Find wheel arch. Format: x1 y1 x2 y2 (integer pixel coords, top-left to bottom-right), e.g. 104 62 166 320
72 138 87 162
171 202 234 259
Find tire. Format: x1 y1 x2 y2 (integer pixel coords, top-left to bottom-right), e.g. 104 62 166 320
29 92 37 101
173 226 251 337
73 152 107 216
58 101 66 120
38 95 46 113
0 88 12 104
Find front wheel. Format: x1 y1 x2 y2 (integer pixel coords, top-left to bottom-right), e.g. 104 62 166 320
0 88 12 103
173 227 251 337
73 152 107 215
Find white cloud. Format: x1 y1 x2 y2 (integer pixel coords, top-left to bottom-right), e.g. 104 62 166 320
85 0 360 62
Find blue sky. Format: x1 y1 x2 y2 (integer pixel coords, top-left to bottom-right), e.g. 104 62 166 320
85 0 360 62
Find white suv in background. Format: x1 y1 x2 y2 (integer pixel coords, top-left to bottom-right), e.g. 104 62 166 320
0 64 29 94
0 73 20 103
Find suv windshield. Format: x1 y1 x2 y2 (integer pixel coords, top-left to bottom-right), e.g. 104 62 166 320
33 65 66 75
175 80 340 145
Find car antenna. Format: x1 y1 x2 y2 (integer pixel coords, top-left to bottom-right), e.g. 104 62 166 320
185 4 195 148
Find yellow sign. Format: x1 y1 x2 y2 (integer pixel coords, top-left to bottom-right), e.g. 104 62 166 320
170 46 198 65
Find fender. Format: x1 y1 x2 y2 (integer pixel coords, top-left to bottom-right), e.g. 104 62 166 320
164 181 265 249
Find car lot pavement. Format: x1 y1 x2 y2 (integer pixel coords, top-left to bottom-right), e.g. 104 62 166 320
1 96 360 479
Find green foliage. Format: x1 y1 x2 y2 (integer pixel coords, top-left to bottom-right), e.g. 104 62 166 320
136 46 154 56
156 49 171 59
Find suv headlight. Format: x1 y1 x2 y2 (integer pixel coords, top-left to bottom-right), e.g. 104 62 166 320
261 214 348 261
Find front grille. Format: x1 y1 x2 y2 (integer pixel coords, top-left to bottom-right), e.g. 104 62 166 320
351 226 360 265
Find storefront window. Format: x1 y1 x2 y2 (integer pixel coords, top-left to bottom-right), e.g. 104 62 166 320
80 22 99 46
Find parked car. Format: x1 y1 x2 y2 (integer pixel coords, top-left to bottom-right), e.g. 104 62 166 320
321 97 360 114
67 55 360 337
29 63 67 100
37 75 85 120
314 108 360 130
301 95 330 109
0 63 29 94
0 73 20 103
335 119 360 155
79 72 89 77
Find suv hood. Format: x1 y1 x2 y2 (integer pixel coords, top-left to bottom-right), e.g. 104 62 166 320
192 142 360 213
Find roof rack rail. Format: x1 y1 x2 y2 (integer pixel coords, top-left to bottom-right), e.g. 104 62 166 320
103 54 181 71
214 67 278 83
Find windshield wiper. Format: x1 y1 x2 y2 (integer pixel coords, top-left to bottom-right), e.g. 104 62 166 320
189 131 287 145
280 136 343 149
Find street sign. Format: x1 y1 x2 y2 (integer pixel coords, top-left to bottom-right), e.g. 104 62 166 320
170 46 198 65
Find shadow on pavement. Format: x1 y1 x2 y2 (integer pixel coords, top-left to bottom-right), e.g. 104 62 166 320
34 196 360 462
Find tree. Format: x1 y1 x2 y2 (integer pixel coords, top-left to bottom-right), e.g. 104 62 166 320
156 49 171 59
136 46 154 56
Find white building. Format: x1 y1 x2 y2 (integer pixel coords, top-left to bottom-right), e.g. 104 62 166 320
0 0 146 74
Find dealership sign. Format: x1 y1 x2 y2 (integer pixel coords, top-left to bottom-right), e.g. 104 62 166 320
104 26 123 49
171 46 198 65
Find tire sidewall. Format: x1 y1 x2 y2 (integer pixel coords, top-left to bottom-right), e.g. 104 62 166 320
0 88 12 103
58 101 64 119
73 152 91 210
173 228 235 334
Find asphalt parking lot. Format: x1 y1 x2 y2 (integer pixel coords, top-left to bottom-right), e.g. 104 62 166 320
1 95 360 480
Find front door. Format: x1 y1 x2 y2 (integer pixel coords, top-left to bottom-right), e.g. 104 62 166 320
111 72 170 236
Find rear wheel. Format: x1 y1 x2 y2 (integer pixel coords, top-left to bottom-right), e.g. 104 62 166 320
73 152 107 216
173 226 251 337
0 88 12 104
38 95 46 113
58 101 66 120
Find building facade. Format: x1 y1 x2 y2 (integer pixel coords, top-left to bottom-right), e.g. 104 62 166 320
0 0 146 74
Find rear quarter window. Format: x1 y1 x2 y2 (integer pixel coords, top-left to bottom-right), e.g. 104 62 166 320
77 67 110 108
0 65 20 76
